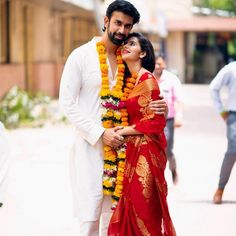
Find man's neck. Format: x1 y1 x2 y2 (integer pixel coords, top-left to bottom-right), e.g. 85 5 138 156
101 34 119 55
154 72 161 80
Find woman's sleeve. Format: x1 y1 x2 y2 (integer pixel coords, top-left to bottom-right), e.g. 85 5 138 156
134 76 166 135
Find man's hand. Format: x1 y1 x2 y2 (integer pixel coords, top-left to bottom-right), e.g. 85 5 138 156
220 111 229 121
102 126 124 148
174 117 183 128
149 95 168 117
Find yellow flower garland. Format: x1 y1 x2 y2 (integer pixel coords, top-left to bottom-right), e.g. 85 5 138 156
96 41 127 209
96 41 139 209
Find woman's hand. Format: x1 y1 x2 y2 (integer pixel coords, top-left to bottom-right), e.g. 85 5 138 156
102 126 124 148
115 126 142 136
116 128 125 136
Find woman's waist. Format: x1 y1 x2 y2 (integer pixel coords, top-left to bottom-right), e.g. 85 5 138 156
125 133 166 149
125 134 146 145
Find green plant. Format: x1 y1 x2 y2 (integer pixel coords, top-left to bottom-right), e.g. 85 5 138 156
0 86 52 129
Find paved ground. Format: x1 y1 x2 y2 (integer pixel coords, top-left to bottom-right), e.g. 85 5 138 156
0 84 235 236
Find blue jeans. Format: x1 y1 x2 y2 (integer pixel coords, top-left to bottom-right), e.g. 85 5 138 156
219 111 236 189
164 118 176 171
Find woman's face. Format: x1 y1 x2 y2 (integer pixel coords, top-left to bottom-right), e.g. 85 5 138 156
121 37 144 62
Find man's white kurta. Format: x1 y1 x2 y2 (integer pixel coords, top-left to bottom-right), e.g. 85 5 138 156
59 37 115 221
0 122 10 204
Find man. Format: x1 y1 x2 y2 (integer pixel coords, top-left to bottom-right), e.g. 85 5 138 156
59 1 168 235
209 61 236 204
154 54 183 185
0 121 10 208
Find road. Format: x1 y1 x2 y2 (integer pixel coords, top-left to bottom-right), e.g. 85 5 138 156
0 84 235 236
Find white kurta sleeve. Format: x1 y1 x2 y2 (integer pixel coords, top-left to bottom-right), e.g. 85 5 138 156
59 49 105 146
0 122 10 204
209 66 229 113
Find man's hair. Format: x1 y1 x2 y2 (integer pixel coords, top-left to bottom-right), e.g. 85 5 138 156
105 0 140 24
155 52 166 61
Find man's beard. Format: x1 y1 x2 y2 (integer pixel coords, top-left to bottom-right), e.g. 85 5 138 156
107 31 126 46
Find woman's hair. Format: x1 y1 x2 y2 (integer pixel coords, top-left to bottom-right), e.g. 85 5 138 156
125 32 155 73
105 0 140 24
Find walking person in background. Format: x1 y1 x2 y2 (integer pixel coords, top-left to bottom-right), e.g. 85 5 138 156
0 121 10 208
209 61 236 204
108 32 176 236
59 1 168 235
154 54 184 185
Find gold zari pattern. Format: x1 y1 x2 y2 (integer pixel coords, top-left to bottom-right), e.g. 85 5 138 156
136 155 153 200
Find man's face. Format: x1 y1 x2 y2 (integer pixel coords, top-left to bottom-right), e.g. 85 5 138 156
155 57 166 77
105 11 133 45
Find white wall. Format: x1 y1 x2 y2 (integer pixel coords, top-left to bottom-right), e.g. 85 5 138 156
156 0 193 19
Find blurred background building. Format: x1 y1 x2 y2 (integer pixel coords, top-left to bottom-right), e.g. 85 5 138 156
0 0 98 98
1 0 236 98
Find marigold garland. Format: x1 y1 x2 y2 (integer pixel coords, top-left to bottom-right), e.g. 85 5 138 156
96 41 138 209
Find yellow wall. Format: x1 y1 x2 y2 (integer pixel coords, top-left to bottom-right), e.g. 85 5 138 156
167 31 185 81
33 6 52 61
155 0 193 82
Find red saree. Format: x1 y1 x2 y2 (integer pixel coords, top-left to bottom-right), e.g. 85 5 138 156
108 72 176 236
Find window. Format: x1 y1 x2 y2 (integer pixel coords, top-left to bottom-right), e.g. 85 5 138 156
0 0 10 63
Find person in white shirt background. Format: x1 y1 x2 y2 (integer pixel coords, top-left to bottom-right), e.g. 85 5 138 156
154 54 184 185
0 121 10 208
209 61 236 204
59 1 168 235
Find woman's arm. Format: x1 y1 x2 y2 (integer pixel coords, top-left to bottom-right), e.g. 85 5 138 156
118 75 166 137
134 76 166 135
116 125 142 136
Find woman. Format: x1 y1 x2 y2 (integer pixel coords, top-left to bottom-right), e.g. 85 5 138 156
108 33 176 236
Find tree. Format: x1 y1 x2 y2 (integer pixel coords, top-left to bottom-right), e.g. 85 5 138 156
196 0 236 14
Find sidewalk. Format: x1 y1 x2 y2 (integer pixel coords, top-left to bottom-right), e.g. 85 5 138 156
0 124 78 236
168 84 236 236
0 84 235 236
